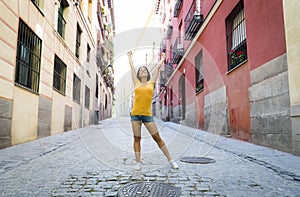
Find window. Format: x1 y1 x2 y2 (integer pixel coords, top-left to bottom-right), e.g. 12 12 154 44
15 19 42 93
95 74 99 98
31 0 40 7
226 0 247 71
75 24 82 58
53 55 67 94
31 0 44 12
195 50 204 93
88 0 93 22
85 86 90 109
105 94 108 109
87 44 91 62
73 74 81 103
57 0 68 39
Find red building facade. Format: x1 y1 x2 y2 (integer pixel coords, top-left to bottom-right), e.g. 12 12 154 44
157 0 291 152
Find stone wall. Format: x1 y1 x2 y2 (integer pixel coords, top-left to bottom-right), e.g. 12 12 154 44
38 96 52 138
249 54 292 152
181 102 197 128
64 105 72 132
0 98 12 148
204 86 229 136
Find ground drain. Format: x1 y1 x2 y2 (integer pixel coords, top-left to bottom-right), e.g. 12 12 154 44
118 181 180 197
180 157 216 164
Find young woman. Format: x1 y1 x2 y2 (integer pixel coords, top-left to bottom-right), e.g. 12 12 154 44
127 51 179 171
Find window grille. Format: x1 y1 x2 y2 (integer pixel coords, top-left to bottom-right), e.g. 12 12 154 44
15 19 42 93
85 86 90 109
73 74 81 103
76 24 82 58
95 74 99 98
53 55 67 94
87 44 91 62
226 0 247 71
195 50 204 93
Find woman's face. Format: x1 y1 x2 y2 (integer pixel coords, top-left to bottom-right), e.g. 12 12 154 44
138 67 149 78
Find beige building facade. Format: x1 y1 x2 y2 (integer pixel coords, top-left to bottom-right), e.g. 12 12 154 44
0 0 115 148
283 0 300 155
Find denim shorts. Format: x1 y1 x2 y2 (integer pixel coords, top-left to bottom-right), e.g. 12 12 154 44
130 115 154 123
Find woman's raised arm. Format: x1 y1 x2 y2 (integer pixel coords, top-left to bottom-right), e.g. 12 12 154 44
151 53 166 83
127 51 138 83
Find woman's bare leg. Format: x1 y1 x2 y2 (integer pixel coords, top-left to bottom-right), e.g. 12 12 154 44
144 122 172 161
131 121 142 162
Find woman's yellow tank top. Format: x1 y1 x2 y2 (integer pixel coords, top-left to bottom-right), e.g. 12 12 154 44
131 81 154 116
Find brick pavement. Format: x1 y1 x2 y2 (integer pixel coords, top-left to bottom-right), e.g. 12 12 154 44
0 117 300 196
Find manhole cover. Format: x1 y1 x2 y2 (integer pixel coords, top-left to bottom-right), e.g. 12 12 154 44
118 181 180 197
180 157 216 164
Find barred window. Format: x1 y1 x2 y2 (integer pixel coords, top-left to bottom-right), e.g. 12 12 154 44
87 44 91 62
53 55 67 94
73 74 81 103
95 74 99 98
195 50 204 93
75 24 82 58
85 86 90 109
31 0 44 12
57 0 68 39
15 19 42 93
31 0 40 7
226 0 247 71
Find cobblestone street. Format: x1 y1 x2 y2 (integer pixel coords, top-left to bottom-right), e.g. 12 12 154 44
0 117 300 197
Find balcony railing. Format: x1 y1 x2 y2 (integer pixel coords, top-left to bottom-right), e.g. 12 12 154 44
166 24 172 39
159 63 174 86
184 1 203 40
172 37 184 64
164 62 174 79
174 0 183 17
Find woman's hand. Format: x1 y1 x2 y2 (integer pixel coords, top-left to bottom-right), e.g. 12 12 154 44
127 51 133 57
161 52 166 61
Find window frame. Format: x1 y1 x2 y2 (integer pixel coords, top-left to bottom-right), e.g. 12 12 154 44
226 0 247 72
75 24 82 58
31 0 45 15
87 44 91 62
15 19 42 93
85 86 90 109
195 50 204 93
73 74 81 103
57 0 68 39
53 55 67 95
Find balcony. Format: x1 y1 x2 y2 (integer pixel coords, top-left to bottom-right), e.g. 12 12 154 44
164 62 174 79
159 63 174 86
173 0 183 17
166 24 172 39
184 1 203 40
172 37 184 64
160 40 166 53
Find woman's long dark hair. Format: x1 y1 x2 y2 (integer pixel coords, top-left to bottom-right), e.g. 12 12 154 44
136 66 151 82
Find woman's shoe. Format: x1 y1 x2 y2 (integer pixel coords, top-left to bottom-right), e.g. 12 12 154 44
169 159 179 169
134 162 141 171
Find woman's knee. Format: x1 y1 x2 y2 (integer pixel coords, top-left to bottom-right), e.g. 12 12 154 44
152 133 162 143
134 136 141 142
